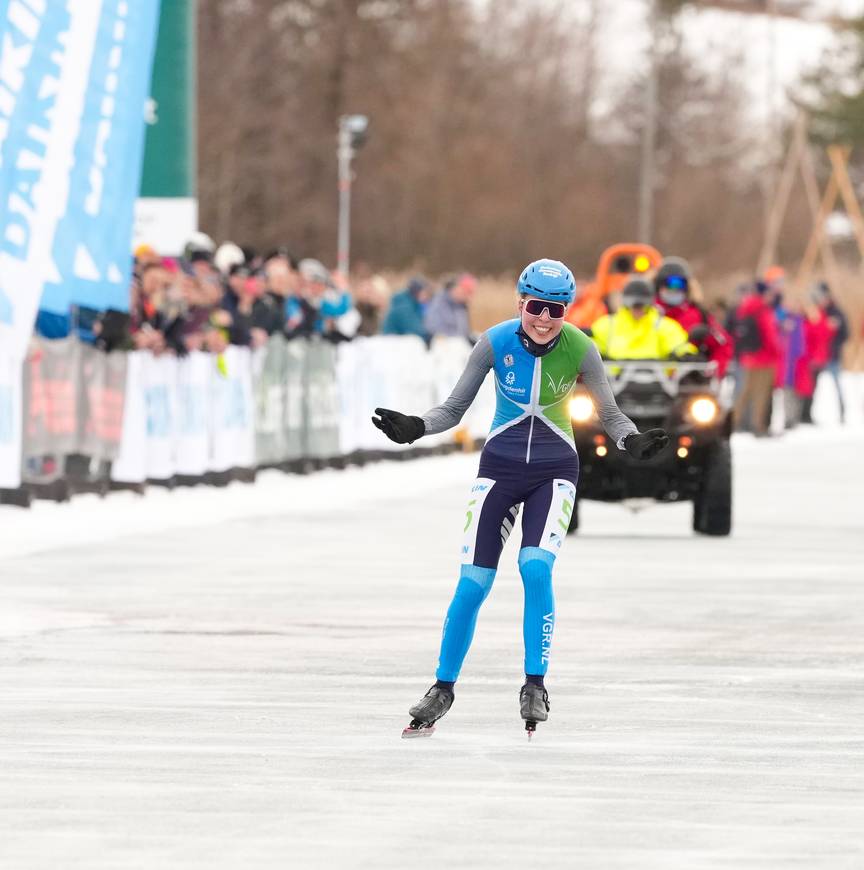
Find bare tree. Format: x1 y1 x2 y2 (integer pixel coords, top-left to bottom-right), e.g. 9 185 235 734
196 0 790 279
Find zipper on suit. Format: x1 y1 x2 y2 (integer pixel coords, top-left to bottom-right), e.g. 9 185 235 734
525 357 542 463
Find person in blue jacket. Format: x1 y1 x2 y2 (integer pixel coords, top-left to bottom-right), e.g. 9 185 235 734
381 276 432 341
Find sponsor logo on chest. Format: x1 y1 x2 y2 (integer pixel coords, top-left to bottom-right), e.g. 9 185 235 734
501 367 527 395
545 372 573 397
498 344 528 395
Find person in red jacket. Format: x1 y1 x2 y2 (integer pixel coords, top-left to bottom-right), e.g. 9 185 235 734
732 280 782 436
799 295 839 424
653 257 733 377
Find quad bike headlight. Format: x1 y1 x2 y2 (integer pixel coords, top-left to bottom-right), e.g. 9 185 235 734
689 396 719 425
569 394 595 423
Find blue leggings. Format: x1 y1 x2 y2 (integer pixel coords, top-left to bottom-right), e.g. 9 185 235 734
435 451 577 682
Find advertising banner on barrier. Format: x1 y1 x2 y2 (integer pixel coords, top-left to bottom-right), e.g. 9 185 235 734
254 336 289 465
429 336 495 439
14 334 494 495
353 336 434 452
284 340 306 461
143 353 178 481
335 340 363 456
351 338 394 453
175 351 210 476
77 345 127 461
304 339 340 459
210 346 254 472
111 351 147 484
0 2 161 358
23 338 81 458
0 351 23 488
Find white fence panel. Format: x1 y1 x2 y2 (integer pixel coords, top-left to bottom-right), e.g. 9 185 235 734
0 352 23 488
175 352 211 476
210 346 255 472
111 352 147 484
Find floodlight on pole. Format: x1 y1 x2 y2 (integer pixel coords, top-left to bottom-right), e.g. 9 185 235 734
337 114 369 277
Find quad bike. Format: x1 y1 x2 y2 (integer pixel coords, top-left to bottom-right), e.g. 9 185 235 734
569 360 732 536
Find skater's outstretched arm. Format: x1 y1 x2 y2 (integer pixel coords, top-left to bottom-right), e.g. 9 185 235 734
372 334 493 444
421 334 493 434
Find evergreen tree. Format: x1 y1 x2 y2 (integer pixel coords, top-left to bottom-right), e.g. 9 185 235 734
801 18 864 150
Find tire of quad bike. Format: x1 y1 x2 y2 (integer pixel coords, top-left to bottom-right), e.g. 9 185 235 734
693 441 732 536
566 496 580 534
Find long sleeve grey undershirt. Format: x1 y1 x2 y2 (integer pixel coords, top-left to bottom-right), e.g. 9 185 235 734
421 332 639 448
422 334 495 435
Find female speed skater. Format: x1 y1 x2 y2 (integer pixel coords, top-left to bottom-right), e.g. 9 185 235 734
372 259 669 737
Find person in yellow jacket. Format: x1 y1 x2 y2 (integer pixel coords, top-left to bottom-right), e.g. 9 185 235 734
590 278 697 359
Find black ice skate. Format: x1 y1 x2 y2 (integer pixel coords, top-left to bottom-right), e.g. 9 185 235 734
519 682 550 740
402 685 454 739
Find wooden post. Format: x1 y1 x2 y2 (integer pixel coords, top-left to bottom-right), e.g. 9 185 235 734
828 145 864 261
758 112 808 274
795 172 839 295
799 141 840 285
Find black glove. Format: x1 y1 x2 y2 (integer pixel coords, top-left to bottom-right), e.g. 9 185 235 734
371 407 426 444
623 428 669 460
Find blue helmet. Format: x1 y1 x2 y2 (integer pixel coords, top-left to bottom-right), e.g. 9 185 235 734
517 259 576 304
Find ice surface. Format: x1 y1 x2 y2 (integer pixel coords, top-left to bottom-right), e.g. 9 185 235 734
1 425 863 868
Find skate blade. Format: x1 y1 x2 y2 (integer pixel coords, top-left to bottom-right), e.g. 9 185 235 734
402 723 435 739
525 720 537 740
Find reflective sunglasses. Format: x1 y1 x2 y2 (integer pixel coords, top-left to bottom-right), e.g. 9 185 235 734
523 298 566 319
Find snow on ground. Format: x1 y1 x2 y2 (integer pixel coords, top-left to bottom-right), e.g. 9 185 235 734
0 455 479 562
0 422 862 868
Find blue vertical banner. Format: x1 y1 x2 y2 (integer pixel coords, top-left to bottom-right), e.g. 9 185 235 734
0 0 160 361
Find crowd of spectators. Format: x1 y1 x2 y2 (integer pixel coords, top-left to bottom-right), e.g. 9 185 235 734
569 257 853 432
32 233 854 428
379 272 477 342
722 268 851 433
565 256 854 432
126 235 360 355
58 233 480 356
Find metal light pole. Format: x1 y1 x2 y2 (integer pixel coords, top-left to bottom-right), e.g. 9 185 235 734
336 114 369 277
638 0 659 244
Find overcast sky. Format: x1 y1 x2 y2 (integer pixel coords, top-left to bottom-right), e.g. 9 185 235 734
490 1 864 130
594 0 864 125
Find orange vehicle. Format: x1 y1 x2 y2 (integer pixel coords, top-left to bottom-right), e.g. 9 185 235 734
567 242 663 328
